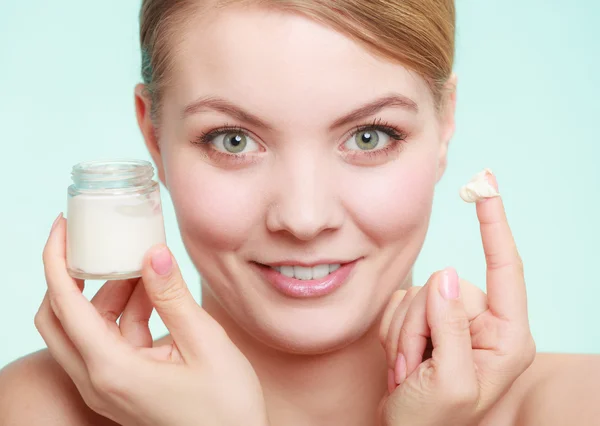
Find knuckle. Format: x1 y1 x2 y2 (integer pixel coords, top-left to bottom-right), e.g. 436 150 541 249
127 313 150 327
423 364 478 408
33 311 45 332
99 309 121 323
494 330 536 377
444 314 470 336
156 278 187 302
33 305 47 331
42 244 51 265
416 361 439 394
514 332 536 371
153 279 188 306
398 325 421 346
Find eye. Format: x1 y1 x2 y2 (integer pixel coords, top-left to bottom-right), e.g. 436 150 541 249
344 128 392 151
210 131 260 154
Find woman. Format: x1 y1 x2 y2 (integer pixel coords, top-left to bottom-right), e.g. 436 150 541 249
1 0 598 425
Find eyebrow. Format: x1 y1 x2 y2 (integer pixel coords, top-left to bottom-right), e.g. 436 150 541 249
329 94 419 130
183 96 272 130
182 93 419 130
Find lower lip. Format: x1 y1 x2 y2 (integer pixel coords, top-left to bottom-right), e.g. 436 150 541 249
254 261 358 298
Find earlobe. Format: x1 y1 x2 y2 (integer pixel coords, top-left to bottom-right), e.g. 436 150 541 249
134 84 167 187
436 73 457 183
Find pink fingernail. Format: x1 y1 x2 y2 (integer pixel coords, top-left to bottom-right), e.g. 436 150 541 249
439 267 460 300
394 353 407 385
151 246 172 275
50 213 63 232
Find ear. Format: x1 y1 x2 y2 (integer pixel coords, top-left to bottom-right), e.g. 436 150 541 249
135 83 167 187
435 73 457 183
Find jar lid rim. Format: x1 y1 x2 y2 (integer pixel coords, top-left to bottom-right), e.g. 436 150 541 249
72 159 153 175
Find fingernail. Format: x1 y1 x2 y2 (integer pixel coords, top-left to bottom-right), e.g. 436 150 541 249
394 353 407 385
484 168 499 192
387 368 396 394
50 213 63 232
439 267 460 300
151 246 172 276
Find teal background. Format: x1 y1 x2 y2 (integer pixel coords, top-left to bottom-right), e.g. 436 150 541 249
1 0 598 369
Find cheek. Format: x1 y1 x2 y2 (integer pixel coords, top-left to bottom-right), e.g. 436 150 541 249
340 149 438 242
164 151 265 251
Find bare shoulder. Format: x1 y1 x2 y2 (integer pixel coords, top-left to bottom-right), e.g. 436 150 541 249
480 352 600 426
515 353 600 425
0 349 118 425
0 335 173 426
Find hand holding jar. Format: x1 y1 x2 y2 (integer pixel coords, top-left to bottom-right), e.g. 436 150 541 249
34 160 270 426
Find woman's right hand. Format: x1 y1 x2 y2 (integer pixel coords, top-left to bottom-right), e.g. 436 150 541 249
35 214 270 426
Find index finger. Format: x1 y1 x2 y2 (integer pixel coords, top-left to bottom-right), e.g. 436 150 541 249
473 170 528 322
43 214 122 363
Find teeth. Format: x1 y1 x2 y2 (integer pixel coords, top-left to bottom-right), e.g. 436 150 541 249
293 266 313 280
270 264 342 280
312 264 330 279
280 266 294 278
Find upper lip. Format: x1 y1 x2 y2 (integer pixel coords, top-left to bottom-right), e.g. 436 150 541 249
255 259 359 268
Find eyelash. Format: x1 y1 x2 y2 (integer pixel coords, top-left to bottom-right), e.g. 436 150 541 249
191 118 409 162
344 118 408 160
193 124 255 163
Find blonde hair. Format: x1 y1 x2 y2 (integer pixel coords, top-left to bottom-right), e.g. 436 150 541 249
140 0 455 121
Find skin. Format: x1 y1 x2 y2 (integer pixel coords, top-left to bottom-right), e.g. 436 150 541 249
1 4 599 426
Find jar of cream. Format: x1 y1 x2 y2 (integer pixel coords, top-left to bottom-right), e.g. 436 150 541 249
66 159 167 280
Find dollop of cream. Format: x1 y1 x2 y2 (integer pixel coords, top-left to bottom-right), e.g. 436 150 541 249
459 168 500 203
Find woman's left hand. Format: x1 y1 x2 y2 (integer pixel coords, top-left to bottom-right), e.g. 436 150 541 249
378 176 536 426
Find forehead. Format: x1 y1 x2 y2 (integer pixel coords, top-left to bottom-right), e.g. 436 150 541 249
166 5 434 122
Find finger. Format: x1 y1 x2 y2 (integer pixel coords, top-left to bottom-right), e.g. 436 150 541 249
43 215 122 364
397 277 436 380
379 289 407 346
34 292 88 384
426 268 477 382
385 287 421 370
119 279 154 348
90 278 139 323
395 277 488 380
142 245 221 360
475 170 527 322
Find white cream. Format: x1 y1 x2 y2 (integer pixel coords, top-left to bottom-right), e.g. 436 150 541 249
66 186 166 279
459 168 500 203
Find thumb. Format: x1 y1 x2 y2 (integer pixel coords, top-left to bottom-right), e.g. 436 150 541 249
142 245 216 358
426 268 477 384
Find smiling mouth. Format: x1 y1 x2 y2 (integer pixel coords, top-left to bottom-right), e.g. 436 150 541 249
265 263 342 280
251 259 359 298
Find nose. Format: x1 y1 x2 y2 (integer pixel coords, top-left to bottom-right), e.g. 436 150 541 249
266 154 344 241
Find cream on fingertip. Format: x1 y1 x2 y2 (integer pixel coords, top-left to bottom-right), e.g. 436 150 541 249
459 168 500 203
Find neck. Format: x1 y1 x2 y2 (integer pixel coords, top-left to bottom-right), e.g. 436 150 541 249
201 273 412 426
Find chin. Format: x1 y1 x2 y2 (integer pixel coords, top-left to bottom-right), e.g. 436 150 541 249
238 294 379 355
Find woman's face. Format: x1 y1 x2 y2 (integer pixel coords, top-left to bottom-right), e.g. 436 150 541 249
138 5 455 354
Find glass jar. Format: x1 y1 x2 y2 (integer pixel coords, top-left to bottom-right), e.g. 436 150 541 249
66 159 166 280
